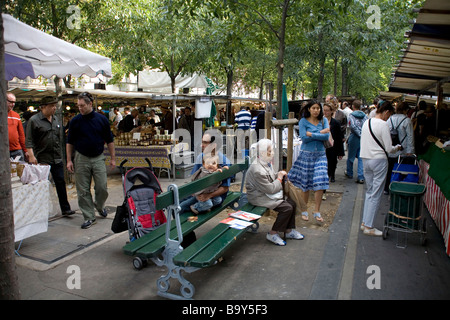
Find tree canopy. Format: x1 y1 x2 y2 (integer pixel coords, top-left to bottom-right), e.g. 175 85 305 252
2 0 424 102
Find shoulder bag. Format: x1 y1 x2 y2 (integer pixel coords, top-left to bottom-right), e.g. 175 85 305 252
368 119 388 158
322 119 334 148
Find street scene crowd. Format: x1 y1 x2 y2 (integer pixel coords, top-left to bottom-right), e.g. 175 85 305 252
8 90 442 243
3 0 450 302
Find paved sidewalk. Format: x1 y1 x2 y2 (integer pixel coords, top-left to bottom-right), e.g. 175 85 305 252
14 159 450 301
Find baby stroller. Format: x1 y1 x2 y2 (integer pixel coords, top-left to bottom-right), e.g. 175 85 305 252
112 158 167 242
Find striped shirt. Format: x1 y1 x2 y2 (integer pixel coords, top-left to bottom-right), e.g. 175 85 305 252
250 116 257 130
235 109 252 130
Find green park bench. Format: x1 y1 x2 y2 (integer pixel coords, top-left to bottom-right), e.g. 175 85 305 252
122 157 268 299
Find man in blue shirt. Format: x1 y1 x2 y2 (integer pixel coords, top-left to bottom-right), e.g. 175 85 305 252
180 132 232 247
66 92 116 229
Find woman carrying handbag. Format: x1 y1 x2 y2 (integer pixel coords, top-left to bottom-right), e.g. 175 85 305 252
360 101 402 236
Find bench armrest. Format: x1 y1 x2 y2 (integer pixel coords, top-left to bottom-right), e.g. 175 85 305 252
164 184 184 246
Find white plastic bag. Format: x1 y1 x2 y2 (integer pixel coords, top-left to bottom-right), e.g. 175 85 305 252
21 164 50 184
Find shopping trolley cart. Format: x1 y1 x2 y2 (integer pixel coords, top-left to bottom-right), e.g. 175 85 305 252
383 181 427 247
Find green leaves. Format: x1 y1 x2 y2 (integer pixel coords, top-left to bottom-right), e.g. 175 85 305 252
2 0 424 101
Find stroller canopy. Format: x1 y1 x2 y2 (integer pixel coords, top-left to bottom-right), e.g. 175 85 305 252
124 168 162 194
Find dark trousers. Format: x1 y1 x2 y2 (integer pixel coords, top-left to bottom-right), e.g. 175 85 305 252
326 148 338 180
50 162 71 212
272 198 296 232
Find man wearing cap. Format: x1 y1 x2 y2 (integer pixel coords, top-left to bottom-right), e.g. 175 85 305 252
66 92 115 229
26 96 75 216
7 92 27 161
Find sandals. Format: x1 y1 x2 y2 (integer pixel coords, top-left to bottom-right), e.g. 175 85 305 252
313 212 324 223
301 211 309 221
301 212 324 223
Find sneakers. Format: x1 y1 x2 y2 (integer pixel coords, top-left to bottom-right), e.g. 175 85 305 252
344 171 353 179
98 208 108 218
266 233 286 246
363 227 382 236
94 202 108 218
81 219 96 229
356 179 365 184
285 229 304 240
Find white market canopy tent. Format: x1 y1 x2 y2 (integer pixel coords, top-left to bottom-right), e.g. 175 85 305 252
3 13 111 81
379 91 449 106
138 71 209 93
388 0 450 97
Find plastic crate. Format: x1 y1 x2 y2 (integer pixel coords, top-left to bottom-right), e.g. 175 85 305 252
391 163 419 183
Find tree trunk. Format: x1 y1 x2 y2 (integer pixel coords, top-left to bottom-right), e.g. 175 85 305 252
317 59 325 102
0 13 21 300
63 75 72 89
341 59 349 96
170 75 176 94
333 57 338 96
316 31 326 102
259 66 265 100
291 79 298 101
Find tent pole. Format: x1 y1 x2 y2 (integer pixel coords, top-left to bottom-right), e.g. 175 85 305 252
436 82 443 136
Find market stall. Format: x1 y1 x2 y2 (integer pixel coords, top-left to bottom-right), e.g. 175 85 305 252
104 142 190 178
419 143 450 256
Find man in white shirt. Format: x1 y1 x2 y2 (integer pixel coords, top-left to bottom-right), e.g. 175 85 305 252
112 107 123 129
342 101 353 118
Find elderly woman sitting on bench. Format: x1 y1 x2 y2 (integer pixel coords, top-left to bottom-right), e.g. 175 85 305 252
245 139 304 246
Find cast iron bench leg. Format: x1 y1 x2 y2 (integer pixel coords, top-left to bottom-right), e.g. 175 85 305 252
157 239 199 300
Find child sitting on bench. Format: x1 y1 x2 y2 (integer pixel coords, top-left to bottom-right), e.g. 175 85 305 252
180 154 229 215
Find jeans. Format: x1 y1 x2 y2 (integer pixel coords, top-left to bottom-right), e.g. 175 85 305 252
74 152 108 221
346 134 364 180
180 195 223 214
362 158 388 228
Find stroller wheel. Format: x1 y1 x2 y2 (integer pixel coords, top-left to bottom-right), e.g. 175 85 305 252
133 257 147 270
382 226 389 240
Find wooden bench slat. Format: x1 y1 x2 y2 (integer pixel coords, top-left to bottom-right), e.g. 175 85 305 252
122 192 242 258
155 160 248 210
239 203 268 216
173 205 267 268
